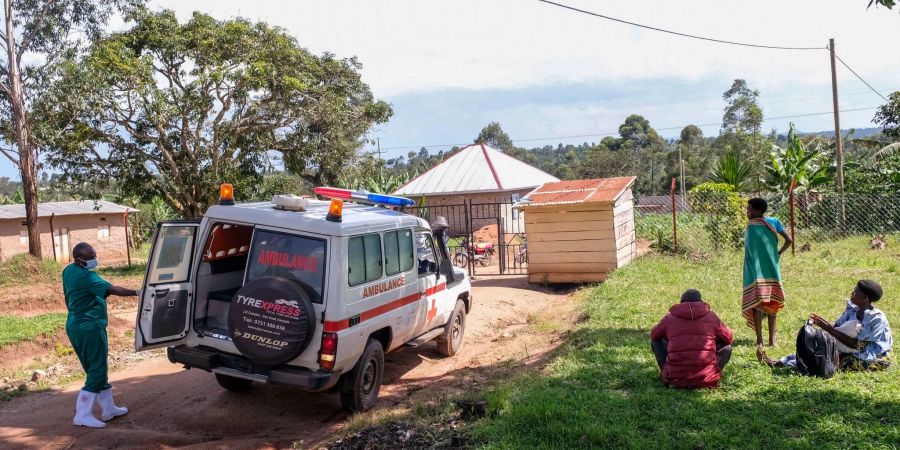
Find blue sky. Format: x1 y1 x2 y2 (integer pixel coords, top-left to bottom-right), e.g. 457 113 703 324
1 0 897 178
372 77 886 156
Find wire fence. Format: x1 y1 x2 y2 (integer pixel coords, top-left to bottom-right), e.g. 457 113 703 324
634 192 900 256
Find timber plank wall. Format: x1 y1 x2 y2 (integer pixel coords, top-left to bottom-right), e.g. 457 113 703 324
523 190 636 284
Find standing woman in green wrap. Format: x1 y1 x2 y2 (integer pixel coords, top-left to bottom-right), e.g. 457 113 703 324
63 243 138 428
742 198 792 348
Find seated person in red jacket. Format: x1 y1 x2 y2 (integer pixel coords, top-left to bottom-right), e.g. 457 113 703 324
651 289 734 388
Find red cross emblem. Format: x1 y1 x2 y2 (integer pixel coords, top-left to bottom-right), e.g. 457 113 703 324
426 299 437 323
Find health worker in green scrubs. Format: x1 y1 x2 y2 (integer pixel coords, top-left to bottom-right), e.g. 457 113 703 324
63 242 138 428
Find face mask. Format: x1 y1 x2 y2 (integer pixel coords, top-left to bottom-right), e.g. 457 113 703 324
81 258 98 271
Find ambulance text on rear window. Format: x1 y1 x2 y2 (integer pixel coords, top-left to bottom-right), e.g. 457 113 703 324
349 234 383 286
245 230 326 303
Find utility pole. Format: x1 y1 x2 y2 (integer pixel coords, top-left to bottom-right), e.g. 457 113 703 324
678 144 686 209
376 137 384 177
829 38 846 229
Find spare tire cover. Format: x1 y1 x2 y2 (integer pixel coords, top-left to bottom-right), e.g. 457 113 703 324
228 276 317 366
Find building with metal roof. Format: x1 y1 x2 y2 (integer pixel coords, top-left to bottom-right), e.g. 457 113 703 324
393 144 559 199
0 200 135 219
0 200 138 264
392 144 559 238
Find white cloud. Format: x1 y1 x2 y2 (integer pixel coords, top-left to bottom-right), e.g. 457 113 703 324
1 1 893 178
149 0 900 96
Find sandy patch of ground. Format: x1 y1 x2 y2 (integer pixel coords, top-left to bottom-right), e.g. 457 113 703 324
0 276 579 449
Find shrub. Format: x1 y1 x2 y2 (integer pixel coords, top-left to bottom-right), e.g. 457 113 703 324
689 182 747 249
643 219 675 253
636 213 712 255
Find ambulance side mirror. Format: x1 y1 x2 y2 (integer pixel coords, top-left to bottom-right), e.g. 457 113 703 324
432 217 456 284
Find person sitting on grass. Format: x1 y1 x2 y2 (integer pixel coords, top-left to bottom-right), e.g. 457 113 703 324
760 280 893 371
651 289 734 389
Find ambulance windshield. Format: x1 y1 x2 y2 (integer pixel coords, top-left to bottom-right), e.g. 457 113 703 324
245 230 326 303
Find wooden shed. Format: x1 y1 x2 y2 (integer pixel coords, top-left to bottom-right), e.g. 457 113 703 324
516 177 636 284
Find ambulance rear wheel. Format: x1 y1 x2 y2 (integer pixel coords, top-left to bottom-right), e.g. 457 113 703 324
340 339 384 413
215 373 253 392
436 300 466 357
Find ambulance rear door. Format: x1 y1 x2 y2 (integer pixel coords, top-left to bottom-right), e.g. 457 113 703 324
136 221 201 351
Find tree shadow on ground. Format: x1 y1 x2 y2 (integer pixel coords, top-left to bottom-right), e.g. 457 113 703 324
473 325 900 449
0 330 566 450
469 276 579 294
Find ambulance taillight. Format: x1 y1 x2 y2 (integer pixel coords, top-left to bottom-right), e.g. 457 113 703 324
319 332 338 370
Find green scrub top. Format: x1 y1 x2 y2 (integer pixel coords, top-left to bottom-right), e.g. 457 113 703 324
62 264 112 328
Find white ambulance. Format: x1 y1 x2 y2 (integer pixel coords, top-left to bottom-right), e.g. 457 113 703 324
135 185 471 412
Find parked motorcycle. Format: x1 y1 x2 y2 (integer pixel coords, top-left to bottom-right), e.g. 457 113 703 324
453 238 495 267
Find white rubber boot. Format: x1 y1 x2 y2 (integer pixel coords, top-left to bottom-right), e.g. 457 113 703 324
73 390 106 428
98 388 128 421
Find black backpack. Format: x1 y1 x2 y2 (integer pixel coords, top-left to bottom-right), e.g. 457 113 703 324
795 321 839 378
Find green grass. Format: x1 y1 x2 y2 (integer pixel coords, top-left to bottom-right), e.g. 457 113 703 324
0 254 62 286
473 237 900 449
0 313 67 348
100 261 147 278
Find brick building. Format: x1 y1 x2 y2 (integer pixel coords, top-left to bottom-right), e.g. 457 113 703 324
0 200 138 263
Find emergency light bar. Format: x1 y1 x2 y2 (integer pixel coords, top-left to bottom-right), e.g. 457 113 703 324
313 187 415 207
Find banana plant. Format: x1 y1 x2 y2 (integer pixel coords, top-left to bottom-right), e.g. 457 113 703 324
870 142 900 164
344 171 412 194
767 123 832 195
870 142 900 185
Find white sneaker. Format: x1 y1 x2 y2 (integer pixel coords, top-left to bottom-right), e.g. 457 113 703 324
98 388 128 421
73 390 106 428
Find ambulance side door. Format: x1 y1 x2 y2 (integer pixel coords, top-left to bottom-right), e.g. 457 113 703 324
413 230 448 336
135 221 200 351
381 228 420 345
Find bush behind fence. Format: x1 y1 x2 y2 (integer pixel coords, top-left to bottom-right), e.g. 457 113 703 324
636 192 900 255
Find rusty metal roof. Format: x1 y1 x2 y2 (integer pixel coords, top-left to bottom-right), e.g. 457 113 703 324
517 177 636 208
0 200 138 220
393 144 559 196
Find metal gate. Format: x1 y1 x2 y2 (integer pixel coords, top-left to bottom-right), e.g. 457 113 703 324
406 199 526 277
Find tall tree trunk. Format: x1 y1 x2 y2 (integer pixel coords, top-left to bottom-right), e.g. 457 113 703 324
4 0 41 258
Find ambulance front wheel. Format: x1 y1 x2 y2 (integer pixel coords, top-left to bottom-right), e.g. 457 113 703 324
340 338 384 413
215 373 253 392
436 300 466 357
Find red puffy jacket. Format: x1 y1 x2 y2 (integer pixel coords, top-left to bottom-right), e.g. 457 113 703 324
651 301 733 388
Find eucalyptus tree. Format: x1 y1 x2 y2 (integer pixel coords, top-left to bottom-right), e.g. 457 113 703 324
42 9 391 218
0 0 140 257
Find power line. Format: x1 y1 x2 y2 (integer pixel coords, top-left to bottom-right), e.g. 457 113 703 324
514 107 878 143
834 53 889 102
376 106 879 151
537 0 826 51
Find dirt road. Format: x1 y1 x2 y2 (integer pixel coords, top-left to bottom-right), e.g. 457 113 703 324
0 276 576 449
